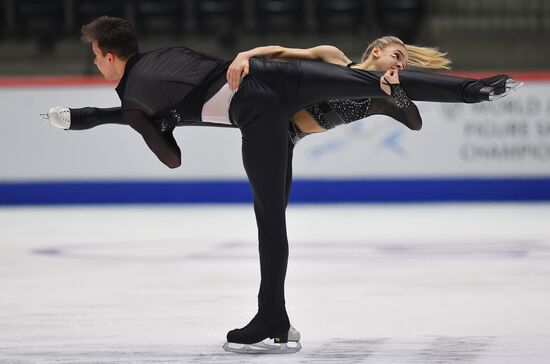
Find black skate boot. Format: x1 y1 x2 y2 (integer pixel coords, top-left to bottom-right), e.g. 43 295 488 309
464 74 523 103
223 314 302 354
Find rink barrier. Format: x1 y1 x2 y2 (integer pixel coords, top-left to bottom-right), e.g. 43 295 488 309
1 178 549 205
2 72 549 204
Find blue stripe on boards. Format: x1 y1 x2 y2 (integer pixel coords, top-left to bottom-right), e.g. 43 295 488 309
1 178 549 205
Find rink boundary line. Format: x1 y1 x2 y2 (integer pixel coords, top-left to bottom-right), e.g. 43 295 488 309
1 72 550 87
1 177 549 205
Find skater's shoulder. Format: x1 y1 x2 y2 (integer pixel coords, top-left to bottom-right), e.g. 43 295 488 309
140 46 223 62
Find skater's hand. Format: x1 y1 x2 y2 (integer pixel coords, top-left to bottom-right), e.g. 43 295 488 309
227 52 251 92
380 69 400 95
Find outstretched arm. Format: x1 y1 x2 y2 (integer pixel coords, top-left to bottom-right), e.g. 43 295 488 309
368 92 422 131
374 69 422 130
122 105 181 169
226 45 351 91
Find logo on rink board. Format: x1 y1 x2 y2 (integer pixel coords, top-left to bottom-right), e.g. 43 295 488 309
441 93 550 163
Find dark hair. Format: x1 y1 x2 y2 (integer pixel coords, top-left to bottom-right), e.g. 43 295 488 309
81 16 139 60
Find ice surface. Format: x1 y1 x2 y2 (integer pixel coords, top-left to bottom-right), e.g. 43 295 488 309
1 203 549 363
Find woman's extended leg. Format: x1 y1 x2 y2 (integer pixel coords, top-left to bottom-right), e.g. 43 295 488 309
248 58 514 115
294 60 512 109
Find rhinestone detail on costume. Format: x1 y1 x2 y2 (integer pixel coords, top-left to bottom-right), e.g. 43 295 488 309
155 108 183 132
390 85 412 109
305 98 371 130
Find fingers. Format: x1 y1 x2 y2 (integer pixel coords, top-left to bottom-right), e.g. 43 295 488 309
229 67 237 91
234 64 249 91
380 69 401 95
226 65 235 90
228 68 239 91
391 69 399 81
384 69 400 84
226 59 240 91
226 62 249 92
235 65 242 91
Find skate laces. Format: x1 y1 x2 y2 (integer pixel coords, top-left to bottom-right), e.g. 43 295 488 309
41 106 71 129
55 108 70 123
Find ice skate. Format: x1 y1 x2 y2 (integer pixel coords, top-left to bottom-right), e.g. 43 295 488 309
489 78 524 101
467 75 523 102
41 106 71 129
223 315 302 354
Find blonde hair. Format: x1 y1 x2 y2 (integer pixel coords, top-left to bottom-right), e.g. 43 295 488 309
361 36 452 70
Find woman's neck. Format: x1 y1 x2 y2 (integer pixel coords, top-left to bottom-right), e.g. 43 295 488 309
352 58 377 71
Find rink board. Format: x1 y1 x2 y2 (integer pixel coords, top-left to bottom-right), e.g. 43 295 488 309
0 72 549 203
1 178 550 204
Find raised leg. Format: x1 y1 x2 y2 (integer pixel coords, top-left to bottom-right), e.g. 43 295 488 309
247 58 517 116
68 107 126 130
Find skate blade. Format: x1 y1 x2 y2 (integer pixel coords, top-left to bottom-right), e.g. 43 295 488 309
506 79 524 91
488 80 524 101
223 341 302 354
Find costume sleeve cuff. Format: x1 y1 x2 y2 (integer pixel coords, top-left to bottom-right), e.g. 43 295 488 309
390 84 413 109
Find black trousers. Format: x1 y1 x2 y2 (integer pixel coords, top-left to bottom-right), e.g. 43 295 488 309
228 58 483 325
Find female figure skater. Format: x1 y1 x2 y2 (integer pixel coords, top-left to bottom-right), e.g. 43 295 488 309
44 17 521 354
227 36 450 145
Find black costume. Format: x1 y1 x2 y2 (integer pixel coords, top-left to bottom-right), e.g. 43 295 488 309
66 46 509 345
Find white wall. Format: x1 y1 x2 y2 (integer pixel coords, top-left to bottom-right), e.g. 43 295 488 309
1 81 549 182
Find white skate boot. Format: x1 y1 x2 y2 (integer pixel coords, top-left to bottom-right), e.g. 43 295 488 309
41 106 71 129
